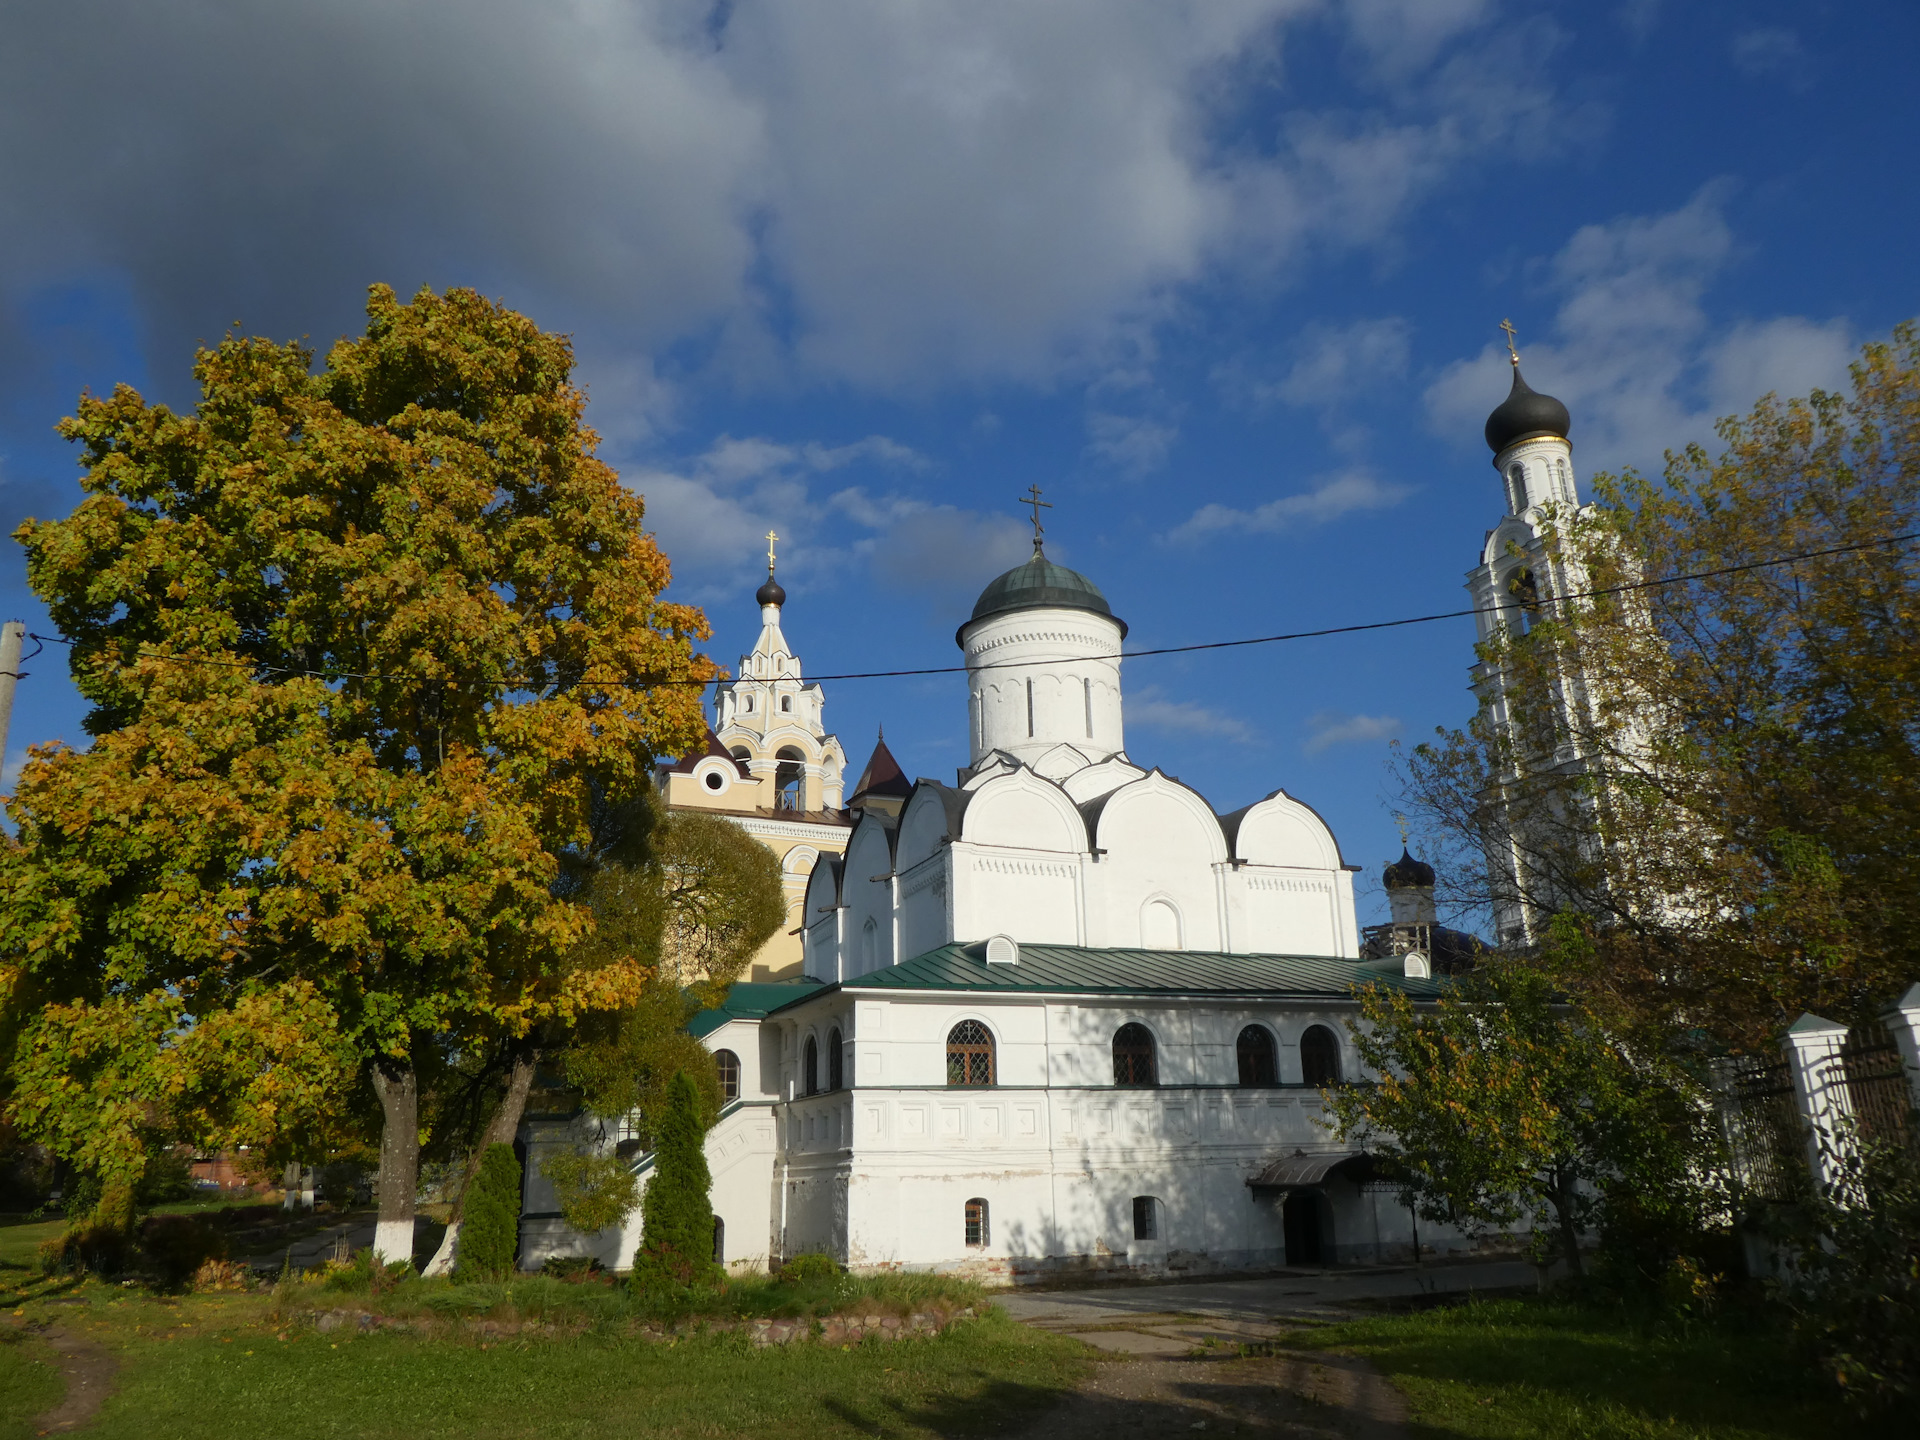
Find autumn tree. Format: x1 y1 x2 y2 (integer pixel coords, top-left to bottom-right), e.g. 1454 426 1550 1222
1400 323 1920 1049
0 285 714 1257
1327 964 1723 1279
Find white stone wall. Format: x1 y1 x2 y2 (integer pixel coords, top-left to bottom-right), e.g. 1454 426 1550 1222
963 607 1125 767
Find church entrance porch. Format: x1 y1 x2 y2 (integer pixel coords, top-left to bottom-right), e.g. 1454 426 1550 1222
1282 1190 1330 1266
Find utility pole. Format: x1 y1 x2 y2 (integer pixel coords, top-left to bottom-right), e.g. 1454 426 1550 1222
0 622 26 780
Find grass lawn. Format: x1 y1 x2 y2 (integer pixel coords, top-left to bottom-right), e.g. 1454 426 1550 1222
1306 1295 1889 1440
0 1271 1089 1440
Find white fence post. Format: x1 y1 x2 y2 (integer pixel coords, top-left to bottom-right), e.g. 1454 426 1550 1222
1883 983 1920 1112
1782 1013 1854 1194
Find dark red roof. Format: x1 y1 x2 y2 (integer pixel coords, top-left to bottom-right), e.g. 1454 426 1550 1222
661 727 751 777
849 732 912 802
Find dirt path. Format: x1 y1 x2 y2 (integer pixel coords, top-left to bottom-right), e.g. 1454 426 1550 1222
1011 1312 1408 1439
26 1325 118 1434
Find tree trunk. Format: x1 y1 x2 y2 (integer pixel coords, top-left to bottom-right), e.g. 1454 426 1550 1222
370 1057 420 1268
421 1043 540 1278
1551 1169 1584 1279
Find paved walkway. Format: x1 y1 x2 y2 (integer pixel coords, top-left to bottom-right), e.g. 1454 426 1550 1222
999 1257 1537 1332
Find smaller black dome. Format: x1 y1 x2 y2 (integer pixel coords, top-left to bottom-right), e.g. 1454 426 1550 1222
756 576 787 607
1383 848 1436 890
1485 366 1571 454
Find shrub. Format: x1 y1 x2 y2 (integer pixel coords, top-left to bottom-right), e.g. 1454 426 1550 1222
456 1144 522 1282
37 1222 132 1277
631 1071 719 1294
542 1255 608 1283
777 1252 841 1285
141 1214 229 1289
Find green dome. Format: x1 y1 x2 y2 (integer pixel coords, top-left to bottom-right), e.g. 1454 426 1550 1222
957 548 1128 646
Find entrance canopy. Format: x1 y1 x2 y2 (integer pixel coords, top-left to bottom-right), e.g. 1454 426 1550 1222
1247 1150 1375 1191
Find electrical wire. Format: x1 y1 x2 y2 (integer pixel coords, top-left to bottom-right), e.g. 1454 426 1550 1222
25 527 1919 692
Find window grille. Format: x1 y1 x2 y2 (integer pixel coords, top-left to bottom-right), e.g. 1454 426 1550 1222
1113 1023 1158 1087
828 1027 844 1092
965 1197 990 1247
1300 1025 1342 1087
1236 1025 1277 1087
947 1021 995 1087
715 1049 741 1102
1132 1195 1158 1241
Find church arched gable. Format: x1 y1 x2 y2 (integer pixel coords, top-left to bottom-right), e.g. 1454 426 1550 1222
960 770 1086 854
896 783 968 874
842 816 898 976
1093 773 1227 865
1229 790 1341 870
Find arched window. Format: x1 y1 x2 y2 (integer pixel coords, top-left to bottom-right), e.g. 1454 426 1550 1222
1506 462 1526 511
1236 1026 1277 1087
860 917 878 972
715 1049 741 1102
1112 1023 1157 1087
828 1027 844 1091
1300 1025 1342 1087
713 1216 726 1264
1140 898 1181 950
964 1197 990 1248
947 1021 995 1087
803 1035 819 1096
781 695 792 712
1132 1195 1159 1241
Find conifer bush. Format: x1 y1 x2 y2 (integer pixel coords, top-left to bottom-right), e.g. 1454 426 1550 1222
455 1143 522 1282
630 1071 719 1291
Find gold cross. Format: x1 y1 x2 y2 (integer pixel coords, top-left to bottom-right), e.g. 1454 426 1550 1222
1499 318 1520 365
1018 484 1052 544
765 530 778 572
1395 813 1411 847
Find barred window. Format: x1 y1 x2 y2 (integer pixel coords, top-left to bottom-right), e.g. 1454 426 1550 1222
715 1049 741 1102
828 1027 844 1091
1113 1023 1157 1088
804 1035 819 1096
947 1021 995 1087
965 1197 990 1248
1300 1025 1342 1087
1132 1195 1158 1241
1236 1026 1277 1087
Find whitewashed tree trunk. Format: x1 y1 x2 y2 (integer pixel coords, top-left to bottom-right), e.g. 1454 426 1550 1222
370 1059 419 1268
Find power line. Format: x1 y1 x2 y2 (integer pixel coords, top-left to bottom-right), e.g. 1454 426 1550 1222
27 528 1919 692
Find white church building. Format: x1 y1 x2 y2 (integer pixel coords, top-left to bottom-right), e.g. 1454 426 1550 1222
518 366 1569 1280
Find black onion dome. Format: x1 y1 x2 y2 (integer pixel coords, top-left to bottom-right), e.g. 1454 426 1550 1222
1485 366 1571 454
1383 848 1436 890
956 549 1128 646
756 575 787 607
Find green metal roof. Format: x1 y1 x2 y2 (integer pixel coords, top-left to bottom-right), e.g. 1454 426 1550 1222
958 549 1128 643
764 941 1443 1012
686 979 825 1037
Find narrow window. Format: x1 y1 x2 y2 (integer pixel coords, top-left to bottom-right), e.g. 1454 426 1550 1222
828 1027 844 1091
715 1049 741 1101
1506 463 1525 511
745 694 754 713
781 695 792 712
1300 1025 1342 1087
965 1198 990 1248
947 1020 996 1087
804 1036 819 1096
1112 1023 1157 1088
713 1217 726 1264
1132 1196 1158 1241
1083 677 1093 738
1026 678 1034 737
1236 1026 1277 1087
861 917 878 972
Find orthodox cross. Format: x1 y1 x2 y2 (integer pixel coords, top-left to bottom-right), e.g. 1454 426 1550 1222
1499 318 1521 366
765 529 779 573
1018 484 1051 548
1395 813 1412 847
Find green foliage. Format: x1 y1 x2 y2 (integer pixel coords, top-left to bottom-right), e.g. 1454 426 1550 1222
139 1213 229 1289
1778 1129 1920 1417
540 1147 639 1236
1328 965 1727 1278
454 1144 521 1282
632 1072 717 1292
776 1251 842 1285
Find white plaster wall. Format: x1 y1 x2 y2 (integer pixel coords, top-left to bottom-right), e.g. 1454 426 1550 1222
963 608 1125 766
841 821 897 977
949 844 1081 945
1086 776 1226 951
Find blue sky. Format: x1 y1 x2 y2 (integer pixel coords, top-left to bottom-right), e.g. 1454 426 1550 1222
1 1 1914 926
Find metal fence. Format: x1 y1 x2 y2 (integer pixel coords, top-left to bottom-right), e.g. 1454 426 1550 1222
1720 1052 1804 1204
1841 1022 1919 1153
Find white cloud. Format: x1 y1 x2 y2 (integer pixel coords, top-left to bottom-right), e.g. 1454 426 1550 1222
1303 711 1401 754
862 506 1035 608
1423 184 1855 474
1086 412 1179 477
1128 686 1257 744
1731 28 1812 88
1170 470 1413 543
1343 0 1497 83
